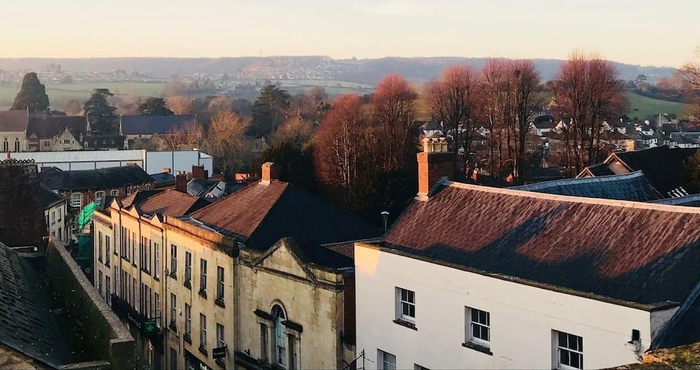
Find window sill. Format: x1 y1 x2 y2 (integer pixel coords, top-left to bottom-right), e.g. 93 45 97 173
198 346 208 356
131 262 137 268
169 322 177 333
105 262 110 268
215 298 225 308
215 358 225 367
462 341 492 356
169 272 177 280
153 276 160 282
98 257 103 263
199 289 207 299
184 280 192 289
184 334 192 344
393 319 417 331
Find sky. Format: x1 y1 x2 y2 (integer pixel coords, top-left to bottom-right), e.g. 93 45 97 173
0 0 697 67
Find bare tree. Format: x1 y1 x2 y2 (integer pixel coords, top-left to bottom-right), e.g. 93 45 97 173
271 116 313 145
166 95 194 115
554 52 627 175
162 120 204 150
425 65 480 179
208 110 251 177
512 60 542 183
371 74 419 172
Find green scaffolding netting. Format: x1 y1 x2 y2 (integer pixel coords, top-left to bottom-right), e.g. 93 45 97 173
77 201 98 231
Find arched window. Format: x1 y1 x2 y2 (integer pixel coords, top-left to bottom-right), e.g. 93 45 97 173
14 138 20 152
2 138 7 152
95 191 105 203
110 189 119 196
70 192 83 209
271 304 286 367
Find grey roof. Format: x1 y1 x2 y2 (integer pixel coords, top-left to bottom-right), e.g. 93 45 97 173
150 172 175 187
650 194 700 207
39 184 64 209
512 171 660 201
40 165 153 191
120 115 196 135
0 110 29 132
0 242 72 367
187 178 227 199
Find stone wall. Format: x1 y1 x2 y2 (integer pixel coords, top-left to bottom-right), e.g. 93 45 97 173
45 242 135 369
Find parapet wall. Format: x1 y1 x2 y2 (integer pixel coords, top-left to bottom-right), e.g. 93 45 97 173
45 242 134 370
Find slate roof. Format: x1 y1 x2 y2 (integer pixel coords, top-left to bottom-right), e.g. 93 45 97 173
135 189 210 217
513 171 660 201
119 190 163 209
27 116 87 139
39 184 65 210
382 182 700 307
0 242 72 367
650 194 700 207
0 160 47 248
120 115 196 135
189 180 382 266
187 178 227 199
150 172 175 187
613 146 698 197
0 110 29 132
39 165 153 191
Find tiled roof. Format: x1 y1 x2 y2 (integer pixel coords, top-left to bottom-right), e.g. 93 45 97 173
27 116 87 139
190 180 382 264
513 171 660 201
613 146 698 197
580 163 615 176
39 184 64 209
150 172 175 187
0 242 72 367
39 165 153 191
0 110 28 132
650 194 700 207
136 189 210 216
120 115 196 135
0 160 47 248
120 190 163 209
383 182 700 307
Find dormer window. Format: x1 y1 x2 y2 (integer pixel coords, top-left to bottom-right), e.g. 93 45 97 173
70 192 83 209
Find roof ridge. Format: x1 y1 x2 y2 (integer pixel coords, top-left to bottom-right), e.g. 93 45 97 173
446 181 700 214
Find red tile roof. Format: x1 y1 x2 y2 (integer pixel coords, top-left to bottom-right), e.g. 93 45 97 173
189 180 382 262
190 181 288 238
137 189 209 216
383 181 700 307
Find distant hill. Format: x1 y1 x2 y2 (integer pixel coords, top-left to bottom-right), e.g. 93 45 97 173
0 57 677 85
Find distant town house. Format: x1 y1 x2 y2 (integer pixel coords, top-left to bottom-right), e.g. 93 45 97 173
119 115 197 150
26 115 88 151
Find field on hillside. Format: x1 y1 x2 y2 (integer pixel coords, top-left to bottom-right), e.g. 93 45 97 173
0 82 168 109
625 91 689 120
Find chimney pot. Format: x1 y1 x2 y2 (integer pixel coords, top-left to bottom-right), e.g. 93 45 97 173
261 162 279 184
162 167 171 174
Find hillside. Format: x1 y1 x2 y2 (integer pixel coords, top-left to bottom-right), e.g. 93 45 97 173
0 57 677 85
625 91 689 120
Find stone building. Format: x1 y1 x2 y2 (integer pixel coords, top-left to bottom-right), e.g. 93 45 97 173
0 110 29 153
92 162 381 370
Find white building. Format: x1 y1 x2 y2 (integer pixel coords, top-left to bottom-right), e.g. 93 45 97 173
8 149 213 175
354 143 700 370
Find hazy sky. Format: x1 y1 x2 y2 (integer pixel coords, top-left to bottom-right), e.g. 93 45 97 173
1 0 697 67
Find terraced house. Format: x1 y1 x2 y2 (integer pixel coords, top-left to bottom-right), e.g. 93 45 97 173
93 162 381 370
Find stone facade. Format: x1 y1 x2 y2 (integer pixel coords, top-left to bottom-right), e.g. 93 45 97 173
44 200 68 243
236 239 354 370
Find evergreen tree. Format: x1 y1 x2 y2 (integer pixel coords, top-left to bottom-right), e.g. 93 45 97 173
11 72 50 113
137 97 174 116
84 89 119 135
250 85 290 137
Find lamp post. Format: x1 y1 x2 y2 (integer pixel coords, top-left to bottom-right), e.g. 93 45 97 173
381 211 390 231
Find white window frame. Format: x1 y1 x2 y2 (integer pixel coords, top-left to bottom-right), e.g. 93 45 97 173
216 323 225 348
466 307 490 347
378 349 396 370
185 304 192 337
95 190 105 203
170 293 177 328
185 251 192 283
555 330 583 370
70 192 83 208
110 189 119 196
396 287 415 322
155 292 161 328
199 258 207 293
154 242 160 278
216 266 224 300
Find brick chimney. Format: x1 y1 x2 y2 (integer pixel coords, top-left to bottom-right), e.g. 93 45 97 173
261 162 279 184
417 138 453 199
192 165 205 180
175 172 188 193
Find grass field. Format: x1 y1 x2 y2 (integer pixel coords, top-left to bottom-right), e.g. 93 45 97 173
0 82 168 108
625 91 689 120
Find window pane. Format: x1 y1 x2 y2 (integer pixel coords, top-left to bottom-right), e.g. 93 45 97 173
571 352 580 368
409 304 415 318
407 290 414 303
559 332 567 347
402 304 409 316
401 289 407 301
471 309 478 322
560 349 570 365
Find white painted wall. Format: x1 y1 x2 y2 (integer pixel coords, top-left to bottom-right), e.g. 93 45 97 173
355 245 654 370
145 150 213 175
